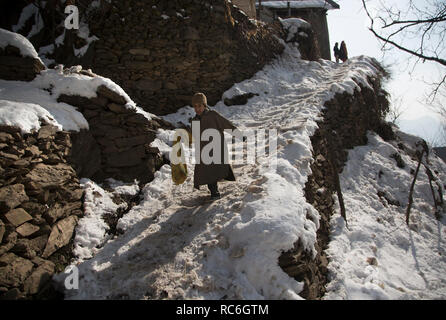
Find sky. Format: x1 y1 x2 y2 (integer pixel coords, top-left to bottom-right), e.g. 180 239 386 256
326 0 446 146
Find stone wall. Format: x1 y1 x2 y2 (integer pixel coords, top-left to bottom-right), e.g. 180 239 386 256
69 0 284 115
58 84 169 184
0 45 45 81
0 44 170 299
0 124 82 300
279 67 391 299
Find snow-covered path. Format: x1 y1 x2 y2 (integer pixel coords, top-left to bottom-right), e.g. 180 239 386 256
57 44 396 300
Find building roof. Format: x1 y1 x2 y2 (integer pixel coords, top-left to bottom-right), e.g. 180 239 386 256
257 0 340 10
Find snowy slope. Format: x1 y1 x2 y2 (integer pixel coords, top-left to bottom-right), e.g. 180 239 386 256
55 40 393 299
325 130 446 299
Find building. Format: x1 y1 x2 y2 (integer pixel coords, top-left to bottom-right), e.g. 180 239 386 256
256 1 340 60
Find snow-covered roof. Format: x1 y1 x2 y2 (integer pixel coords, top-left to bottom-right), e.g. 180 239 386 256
0 28 42 62
257 0 339 10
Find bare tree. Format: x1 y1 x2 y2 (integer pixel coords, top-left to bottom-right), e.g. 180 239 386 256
361 0 446 97
387 94 407 126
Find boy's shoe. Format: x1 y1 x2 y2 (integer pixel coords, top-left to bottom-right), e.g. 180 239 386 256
210 193 221 200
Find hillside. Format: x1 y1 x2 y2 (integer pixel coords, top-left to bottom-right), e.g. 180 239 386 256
0 1 445 301
55 44 446 299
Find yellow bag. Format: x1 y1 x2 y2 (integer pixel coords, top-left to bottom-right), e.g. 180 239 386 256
171 139 188 185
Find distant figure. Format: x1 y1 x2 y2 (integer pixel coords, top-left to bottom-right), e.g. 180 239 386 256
339 41 348 62
333 42 340 63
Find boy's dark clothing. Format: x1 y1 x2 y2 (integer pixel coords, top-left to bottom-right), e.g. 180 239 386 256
207 183 220 197
192 108 237 190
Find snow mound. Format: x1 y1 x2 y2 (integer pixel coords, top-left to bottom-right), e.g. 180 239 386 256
279 18 311 42
0 66 156 133
0 28 43 63
0 100 59 133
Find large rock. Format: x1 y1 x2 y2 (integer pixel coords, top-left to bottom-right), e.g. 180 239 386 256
44 201 82 224
23 260 55 295
0 253 34 287
4 208 33 227
69 129 102 178
12 235 48 258
97 85 127 105
0 184 29 213
37 125 58 140
42 216 78 258
16 223 40 238
106 145 146 167
0 54 45 82
24 163 75 191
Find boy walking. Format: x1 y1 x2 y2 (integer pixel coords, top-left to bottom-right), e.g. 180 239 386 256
191 93 238 200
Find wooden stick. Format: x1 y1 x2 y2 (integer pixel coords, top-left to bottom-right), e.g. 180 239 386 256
326 133 348 227
423 163 439 214
406 150 425 225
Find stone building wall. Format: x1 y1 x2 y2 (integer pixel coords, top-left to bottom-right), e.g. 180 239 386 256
73 0 283 115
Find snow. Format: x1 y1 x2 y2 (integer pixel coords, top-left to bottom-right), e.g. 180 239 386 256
0 100 59 134
11 2 45 39
260 1 338 10
56 41 394 300
38 44 56 66
12 3 39 34
0 76 88 133
160 106 195 128
0 65 157 133
325 131 446 299
73 178 140 261
0 9 430 299
0 28 43 62
74 23 99 58
279 17 311 41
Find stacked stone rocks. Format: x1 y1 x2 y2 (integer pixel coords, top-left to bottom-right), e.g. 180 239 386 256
70 0 284 115
0 40 170 299
58 84 168 185
0 45 45 81
0 124 82 300
279 69 391 299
